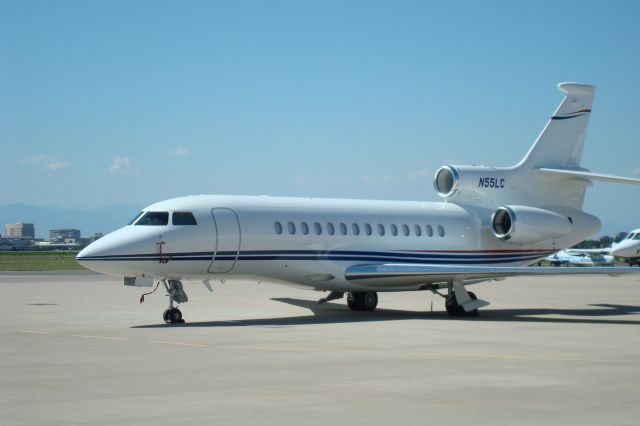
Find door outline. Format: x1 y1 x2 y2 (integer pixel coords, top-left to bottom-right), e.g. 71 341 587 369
208 208 241 273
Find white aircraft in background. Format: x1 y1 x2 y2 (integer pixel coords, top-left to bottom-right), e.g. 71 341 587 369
544 250 605 267
557 229 640 266
611 230 640 265
77 82 640 324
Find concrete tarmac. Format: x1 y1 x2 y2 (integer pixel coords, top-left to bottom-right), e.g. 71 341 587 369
2 271 640 425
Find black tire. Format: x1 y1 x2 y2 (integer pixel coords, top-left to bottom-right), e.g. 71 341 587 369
163 309 171 323
347 292 361 310
445 291 478 317
361 292 378 311
169 308 182 323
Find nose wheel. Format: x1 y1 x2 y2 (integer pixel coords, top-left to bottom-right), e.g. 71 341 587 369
163 307 184 324
162 280 188 324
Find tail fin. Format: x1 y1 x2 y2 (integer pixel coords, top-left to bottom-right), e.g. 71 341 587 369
519 83 595 169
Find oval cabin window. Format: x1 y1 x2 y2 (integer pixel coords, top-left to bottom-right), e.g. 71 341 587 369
274 221 283 234
327 223 335 235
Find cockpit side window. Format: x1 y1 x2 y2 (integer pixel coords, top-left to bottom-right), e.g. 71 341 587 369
173 212 197 225
627 233 637 240
634 234 640 240
128 212 144 225
135 211 169 226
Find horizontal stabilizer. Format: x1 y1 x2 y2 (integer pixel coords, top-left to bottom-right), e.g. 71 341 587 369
538 168 640 185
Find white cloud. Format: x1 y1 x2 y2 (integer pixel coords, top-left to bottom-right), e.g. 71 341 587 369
362 173 393 184
21 155 45 164
46 161 69 171
168 146 189 157
109 156 132 174
404 169 430 181
21 155 69 172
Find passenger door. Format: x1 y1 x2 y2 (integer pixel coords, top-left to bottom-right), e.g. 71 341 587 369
208 208 241 274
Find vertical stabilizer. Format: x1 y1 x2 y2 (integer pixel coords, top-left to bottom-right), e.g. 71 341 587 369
519 83 595 169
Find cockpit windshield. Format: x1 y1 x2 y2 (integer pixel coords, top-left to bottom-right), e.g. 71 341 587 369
128 212 144 225
134 211 169 226
626 233 637 240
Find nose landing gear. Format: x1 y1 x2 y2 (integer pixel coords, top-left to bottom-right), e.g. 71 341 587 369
162 280 188 324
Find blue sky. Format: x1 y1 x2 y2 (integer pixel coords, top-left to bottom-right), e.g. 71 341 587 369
2 0 639 235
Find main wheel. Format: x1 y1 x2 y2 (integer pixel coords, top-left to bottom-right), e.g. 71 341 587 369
361 292 378 311
445 292 478 316
347 292 361 310
163 309 171 323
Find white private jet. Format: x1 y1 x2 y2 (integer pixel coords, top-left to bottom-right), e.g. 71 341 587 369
561 229 640 266
612 230 640 265
77 82 640 323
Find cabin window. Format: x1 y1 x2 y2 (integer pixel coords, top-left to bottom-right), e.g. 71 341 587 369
426 225 433 237
352 223 360 235
437 225 445 237
402 224 410 236
327 222 335 235
301 222 309 235
135 211 169 226
314 222 322 235
128 212 144 225
274 221 283 234
378 224 385 236
391 224 398 236
365 223 372 236
288 221 296 235
339 223 348 235
414 224 422 236
172 212 197 225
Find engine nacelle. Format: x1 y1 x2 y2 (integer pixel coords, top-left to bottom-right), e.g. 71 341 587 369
434 165 510 205
491 205 572 244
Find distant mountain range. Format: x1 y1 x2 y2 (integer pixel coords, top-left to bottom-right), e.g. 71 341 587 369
0 204 142 239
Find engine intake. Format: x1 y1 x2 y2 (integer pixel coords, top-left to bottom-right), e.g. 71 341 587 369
434 166 460 197
491 205 572 244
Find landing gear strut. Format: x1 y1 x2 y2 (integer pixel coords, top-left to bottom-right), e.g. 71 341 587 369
347 292 378 311
445 290 478 316
443 279 487 317
162 279 188 324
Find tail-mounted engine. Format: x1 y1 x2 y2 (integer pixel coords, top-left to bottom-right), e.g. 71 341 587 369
491 205 572 244
434 165 510 205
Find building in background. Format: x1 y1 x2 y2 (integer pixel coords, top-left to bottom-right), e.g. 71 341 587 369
49 228 81 243
4 223 35 240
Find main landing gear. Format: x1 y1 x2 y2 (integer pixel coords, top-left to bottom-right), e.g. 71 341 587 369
162 280 188 324
347 291 378 311
441 279 489 317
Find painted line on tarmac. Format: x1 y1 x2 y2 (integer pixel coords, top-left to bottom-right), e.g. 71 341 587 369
72 334 126 341
14 330 53 335
149 340 209 347
406 351 640 364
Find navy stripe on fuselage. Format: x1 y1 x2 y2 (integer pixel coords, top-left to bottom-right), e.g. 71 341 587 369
77 249 554 265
